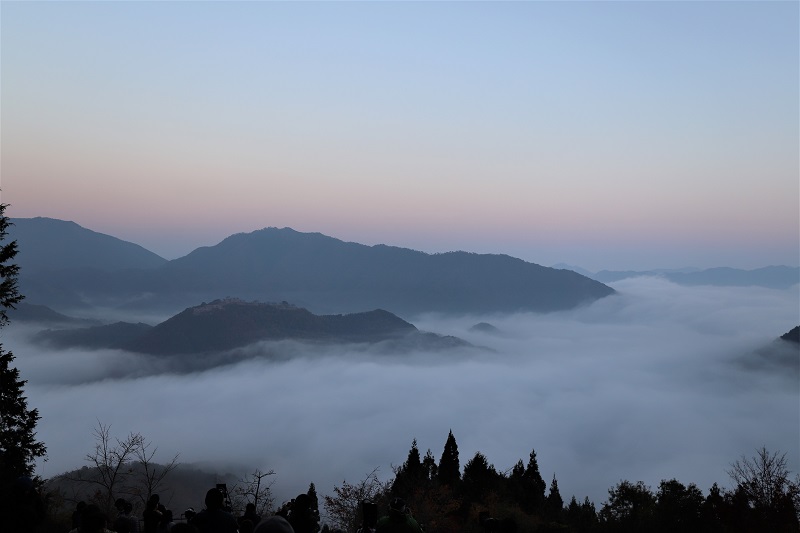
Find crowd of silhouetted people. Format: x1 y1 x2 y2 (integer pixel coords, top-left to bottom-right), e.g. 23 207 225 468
65 487 422 533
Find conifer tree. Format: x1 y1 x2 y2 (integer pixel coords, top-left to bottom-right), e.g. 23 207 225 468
392 439 424 496
462 452 498 503
545 474 564 521
522 449 547 513
406 439 422 473
308 482 319 512
421 448 437 483
0 204 47 530
0 205 46 480
437 430 460 486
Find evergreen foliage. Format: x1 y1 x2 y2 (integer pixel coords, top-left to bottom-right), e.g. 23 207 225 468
0 204 46 480
599 480 657 531
0 204 47 532
0 209 23 325
421 448 438 483
392 439 425 497
521 449 547 513
437 430 460 487
545 474 564 522
462 452 499 503
0 348 46 482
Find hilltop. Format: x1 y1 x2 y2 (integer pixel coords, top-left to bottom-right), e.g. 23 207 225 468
10 219 615 316
33 298 470 356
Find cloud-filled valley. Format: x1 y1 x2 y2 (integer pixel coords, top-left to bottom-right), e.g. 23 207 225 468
7 277 799 512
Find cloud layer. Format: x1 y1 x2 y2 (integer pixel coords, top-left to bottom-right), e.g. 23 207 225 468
7 277 799 512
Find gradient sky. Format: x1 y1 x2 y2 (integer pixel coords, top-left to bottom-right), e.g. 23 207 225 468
2 1 798 271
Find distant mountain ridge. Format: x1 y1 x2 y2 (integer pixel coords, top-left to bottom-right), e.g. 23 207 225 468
10 217 167 272
781 326 799 344
34 298 468 355
554 264 799 289
10 218 615 316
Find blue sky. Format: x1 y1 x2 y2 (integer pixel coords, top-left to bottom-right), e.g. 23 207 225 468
2 1 798 270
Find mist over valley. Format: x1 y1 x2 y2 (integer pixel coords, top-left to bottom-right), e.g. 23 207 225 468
5 219 798 515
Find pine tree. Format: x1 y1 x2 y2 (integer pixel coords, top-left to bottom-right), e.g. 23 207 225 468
392 439 424 496
0 204 47 529
0 206 23 325
521 449 547 513
0 348 46 482
545 474 563 521
422 448 437 483
462 452 498 503
437 430 460 486
308 482 319 513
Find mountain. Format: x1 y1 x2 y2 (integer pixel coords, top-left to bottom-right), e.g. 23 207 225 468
590 266 799 289
34 321 153 351
34 298 468 355
8 302 99 327
9 217 168 310
9 217 167 272
740 326 800 378
149 228 615 315
780 326 799 344
10 220 615 316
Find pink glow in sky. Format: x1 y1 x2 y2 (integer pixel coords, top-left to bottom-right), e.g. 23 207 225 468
1 1 798 270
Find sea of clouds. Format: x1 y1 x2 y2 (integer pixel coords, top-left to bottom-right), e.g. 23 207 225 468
6 276 799 515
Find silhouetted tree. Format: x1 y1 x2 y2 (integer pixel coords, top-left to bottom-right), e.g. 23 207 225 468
0 205 47 532
323 468 389 533
565 495 598 532
131 436 180 507
421 448 438 484
521 449 547 513
654 479 703 533
461 451 498 503
545 474 564 522
0 349 45 482
726 447 800 530
700 483 726 532
63 421 144 517
308 482 320 514
438 430 460 487
231 469 276 517
0 206 23 323
392 439 424 496
599 480 655 533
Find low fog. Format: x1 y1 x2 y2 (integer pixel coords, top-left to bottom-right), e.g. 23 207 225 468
6 277 799 513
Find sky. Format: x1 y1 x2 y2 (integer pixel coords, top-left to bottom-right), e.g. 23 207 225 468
7 277 799 513
1 1 798 271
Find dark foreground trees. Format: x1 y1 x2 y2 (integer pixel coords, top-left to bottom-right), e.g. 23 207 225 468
0 204 48 531
327 432 799 533
726 447 800 532
57 421 180 519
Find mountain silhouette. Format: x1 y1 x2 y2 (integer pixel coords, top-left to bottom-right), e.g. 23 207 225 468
34 298 468 355
590 266 799 289
10 217 166 272
10 219 615 316
780 326 799 344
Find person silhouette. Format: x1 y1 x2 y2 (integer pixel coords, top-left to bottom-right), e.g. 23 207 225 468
191 488 238 533
375 498 422 533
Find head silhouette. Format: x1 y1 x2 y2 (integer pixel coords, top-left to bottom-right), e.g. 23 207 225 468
205 488 225 510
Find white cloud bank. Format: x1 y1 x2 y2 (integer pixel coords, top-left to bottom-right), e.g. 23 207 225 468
6 277 799 512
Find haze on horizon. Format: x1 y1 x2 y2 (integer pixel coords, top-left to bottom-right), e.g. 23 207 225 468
1 1 798 272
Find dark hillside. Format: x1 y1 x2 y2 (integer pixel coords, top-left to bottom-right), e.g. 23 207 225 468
126 299 419 355
9 217 166 273
152 227 615 315
11 221 615 315
34 322 153 350
780 326 799 343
